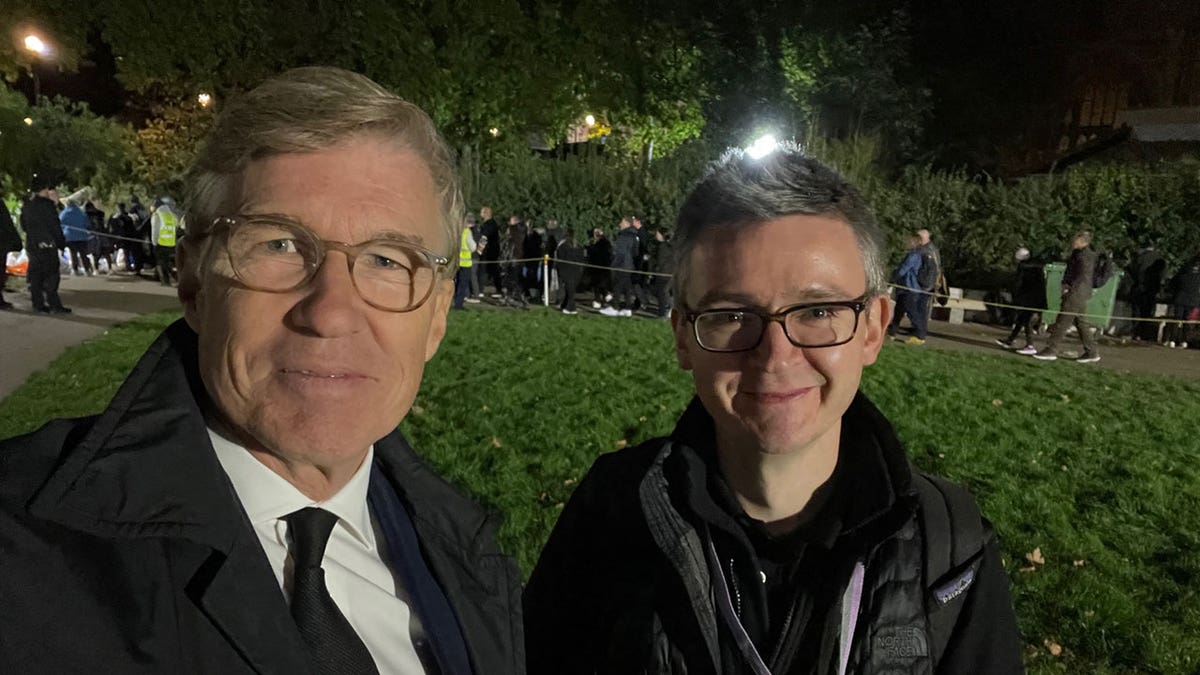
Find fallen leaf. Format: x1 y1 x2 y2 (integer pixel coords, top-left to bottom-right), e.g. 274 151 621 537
1061 465 1069 471
1043 639 1063 657
992 399 1003 407
1025 547 1046 565
639 416 647 422
411 405 425 416
615 439 628 449
1019 566 1037 573
938 453 946 459
482 405 490 412
491 436 502 448
563 478 576 486
1060 394 1071 403
554 502 564 509
1084 610 1095 617
1073 559 1086 567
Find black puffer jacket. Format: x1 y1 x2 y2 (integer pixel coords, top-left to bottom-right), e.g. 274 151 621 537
525 395 1023 675
613 227 640 270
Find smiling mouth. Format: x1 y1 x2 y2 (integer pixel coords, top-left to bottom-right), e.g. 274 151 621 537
280 368 367 380
743 388 816 403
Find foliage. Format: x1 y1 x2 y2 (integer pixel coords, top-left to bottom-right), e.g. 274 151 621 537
131 100 216 196
780 9 931 163
0 85 131 195
2 308 1200 673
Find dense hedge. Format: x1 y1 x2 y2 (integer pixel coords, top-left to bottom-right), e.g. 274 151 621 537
466 141 1200 290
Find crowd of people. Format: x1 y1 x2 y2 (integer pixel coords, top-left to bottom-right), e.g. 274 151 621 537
452 207 676 318
0 181 183 313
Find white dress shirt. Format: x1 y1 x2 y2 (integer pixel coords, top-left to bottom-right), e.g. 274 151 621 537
209 429 430 674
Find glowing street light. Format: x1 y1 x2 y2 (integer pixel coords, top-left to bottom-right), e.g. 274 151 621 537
746 133 778 160
23 34 48 55
488 127 500 137
23 117 34 126
197 93 212 108
584 114 596 126
21 33 51 101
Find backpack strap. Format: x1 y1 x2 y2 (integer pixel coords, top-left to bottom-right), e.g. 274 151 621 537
913 471 990 666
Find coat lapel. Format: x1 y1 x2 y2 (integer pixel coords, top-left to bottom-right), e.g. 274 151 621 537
26 320 310 674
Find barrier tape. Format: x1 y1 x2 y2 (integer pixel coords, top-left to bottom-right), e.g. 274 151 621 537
472 255 673 277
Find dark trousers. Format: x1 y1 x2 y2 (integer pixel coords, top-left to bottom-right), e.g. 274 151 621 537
890 290 930 339
122 243 141 271
1044 296 1098 355
67 241 92 274
468 258 481 296
587 268 611 299
453 266 471 309
1007 309 1037 345
559 273 580 311
485 258 503 294
652 277 671 316
0 265 9 304
28 248 64 311
1133 295 1160 341
612 270 634 309
155 246 176 285
1166 305 1198 345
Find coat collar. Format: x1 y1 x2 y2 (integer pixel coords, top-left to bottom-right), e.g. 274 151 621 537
26 319 313 673
28 319 243 553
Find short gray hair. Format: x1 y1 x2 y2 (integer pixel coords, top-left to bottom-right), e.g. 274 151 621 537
672 144 886 304
183 67 463 262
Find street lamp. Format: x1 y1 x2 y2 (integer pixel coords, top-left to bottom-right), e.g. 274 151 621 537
197 93 212 108
22 33 50 101
584 114 596 126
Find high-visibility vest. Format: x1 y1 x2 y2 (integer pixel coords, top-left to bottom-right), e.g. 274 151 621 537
156 210 178 247
459 228 473 267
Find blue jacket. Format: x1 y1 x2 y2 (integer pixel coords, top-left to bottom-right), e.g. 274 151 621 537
60 204 91 243
894 249 923 291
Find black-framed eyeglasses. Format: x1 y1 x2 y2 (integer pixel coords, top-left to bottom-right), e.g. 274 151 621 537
684 296 870 353
192 214 451 313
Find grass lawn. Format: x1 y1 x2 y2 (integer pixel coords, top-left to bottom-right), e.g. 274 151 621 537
1 307 1198 674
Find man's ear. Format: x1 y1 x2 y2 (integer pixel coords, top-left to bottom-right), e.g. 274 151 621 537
671 308 694 371
861 293 891 367
177 239 204 332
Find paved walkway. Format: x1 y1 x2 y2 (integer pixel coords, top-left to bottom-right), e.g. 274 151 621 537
1 274 181 403
3 279 1198 404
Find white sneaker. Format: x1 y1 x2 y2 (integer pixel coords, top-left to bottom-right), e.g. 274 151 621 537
1016 346 1038 355
1032 352 1058 361
619 309 633 317
465 297 481 304
561 309 578 315
599 307 620 317
604 293 613 303
1076 353 1101 364
1181 342 1189 349
1167 341 1177 348
592 301 602 309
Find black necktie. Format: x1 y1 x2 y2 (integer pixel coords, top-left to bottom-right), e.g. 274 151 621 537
286 507 380 674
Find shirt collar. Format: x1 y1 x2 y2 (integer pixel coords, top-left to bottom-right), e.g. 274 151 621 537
208 427 377 550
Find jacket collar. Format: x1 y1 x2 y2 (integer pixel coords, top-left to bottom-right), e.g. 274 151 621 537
666 391 918 549
28 319 244 553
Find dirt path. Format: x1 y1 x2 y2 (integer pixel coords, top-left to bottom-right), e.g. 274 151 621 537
3 280 1198 406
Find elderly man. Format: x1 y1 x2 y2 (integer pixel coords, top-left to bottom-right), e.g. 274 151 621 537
0 67 523 675
525 146 1022 674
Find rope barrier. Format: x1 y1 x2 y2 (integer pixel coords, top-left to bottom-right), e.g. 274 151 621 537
889 282 1200 326
61 225 154 245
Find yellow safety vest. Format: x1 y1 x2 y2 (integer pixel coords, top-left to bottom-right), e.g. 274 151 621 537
156 210 178 247
459 228 474 267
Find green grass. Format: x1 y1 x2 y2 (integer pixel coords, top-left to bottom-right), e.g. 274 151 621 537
2 307 1198 674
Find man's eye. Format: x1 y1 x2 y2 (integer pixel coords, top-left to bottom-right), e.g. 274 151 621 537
718 312 746 323
262 238 300 254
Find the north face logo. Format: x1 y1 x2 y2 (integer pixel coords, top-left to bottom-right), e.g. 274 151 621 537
874 626 929 659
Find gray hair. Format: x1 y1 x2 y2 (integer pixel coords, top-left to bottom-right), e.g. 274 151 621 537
183 67 463 264
672 143 886 304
